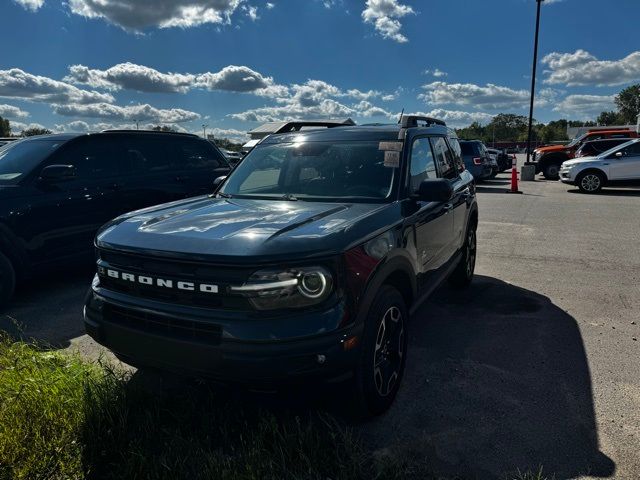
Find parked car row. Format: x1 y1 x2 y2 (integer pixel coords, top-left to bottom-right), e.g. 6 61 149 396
532 128 639 180
459 140 514 181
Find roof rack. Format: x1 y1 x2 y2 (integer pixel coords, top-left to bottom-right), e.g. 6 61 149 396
399 115 446 128
100 129 198 137
276 120 356 133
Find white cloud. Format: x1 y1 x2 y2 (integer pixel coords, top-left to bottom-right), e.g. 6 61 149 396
65 63 196 93
408 109 494 128
553 94 616 117
242 4 259 21
67 0 243 32
12 0 44 11
229 78 392 122
53 103 201 123
265 2 275 8
195 65 286 96
0 104 29 118
542 49 640 87
419 81 557 109
208 127 249 142
0 68 114 104
66 63 288 98
424 68 447 78
362 0 414 43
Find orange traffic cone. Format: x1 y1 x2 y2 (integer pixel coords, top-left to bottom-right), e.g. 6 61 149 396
506 166 523 194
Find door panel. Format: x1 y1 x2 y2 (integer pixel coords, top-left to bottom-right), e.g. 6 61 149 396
24 137 123 264
608 143 640 180
169 137 230 198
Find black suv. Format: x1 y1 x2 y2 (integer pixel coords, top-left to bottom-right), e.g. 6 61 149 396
0 130 230 305
84 116 478 416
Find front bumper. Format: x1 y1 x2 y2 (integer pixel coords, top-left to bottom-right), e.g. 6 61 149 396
559 166 577 184
84 286 361 385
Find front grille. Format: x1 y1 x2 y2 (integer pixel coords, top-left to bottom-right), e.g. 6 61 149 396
105 304 222 344
97 249 255 310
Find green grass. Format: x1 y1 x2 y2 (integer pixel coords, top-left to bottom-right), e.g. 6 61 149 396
0 335 552 480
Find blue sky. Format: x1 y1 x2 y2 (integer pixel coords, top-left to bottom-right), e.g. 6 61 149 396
1 0 639 140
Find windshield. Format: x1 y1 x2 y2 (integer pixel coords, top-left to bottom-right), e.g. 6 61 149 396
567 133 588 148
0 139 65 184
220 141 396 202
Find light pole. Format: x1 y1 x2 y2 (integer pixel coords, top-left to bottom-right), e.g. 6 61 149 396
135 120 139 130
202 124 209 138
525 0 543 165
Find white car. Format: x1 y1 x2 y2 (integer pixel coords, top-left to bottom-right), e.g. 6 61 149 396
559 138 640 193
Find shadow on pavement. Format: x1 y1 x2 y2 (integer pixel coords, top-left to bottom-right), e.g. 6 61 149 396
361 275 615 479
0 264 93 347
566 188 640 197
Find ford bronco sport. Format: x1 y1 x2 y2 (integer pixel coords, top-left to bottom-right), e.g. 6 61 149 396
84 116 478 416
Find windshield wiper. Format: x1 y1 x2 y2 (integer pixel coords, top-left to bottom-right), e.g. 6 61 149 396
281 193 299 201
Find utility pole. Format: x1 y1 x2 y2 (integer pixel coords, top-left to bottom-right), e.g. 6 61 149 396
525 0 543 165
202 124 209 138
135 120 139 130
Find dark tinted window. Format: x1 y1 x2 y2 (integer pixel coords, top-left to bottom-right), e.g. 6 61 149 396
172 138 226 169
56 137 120 179
430 137 457 179
122 136 171 174
409 137 437 192
619 142 640 156
460 142 474 155
447 137 465 173
0 139 65 184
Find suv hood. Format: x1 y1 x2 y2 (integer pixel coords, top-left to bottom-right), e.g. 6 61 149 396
535 144 569 155
562 156 600 168
97 196 399 262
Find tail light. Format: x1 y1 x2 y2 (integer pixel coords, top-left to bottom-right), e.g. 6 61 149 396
473 157 482 165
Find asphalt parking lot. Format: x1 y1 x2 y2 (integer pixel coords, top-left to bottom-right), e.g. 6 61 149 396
2 157 639 479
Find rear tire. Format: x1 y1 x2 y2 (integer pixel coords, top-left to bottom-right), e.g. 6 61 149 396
449 223 477 288
350 285 408 418
0 252 16 307
577 171 605 194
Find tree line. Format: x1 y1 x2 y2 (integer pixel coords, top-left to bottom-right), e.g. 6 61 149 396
456 84 640 144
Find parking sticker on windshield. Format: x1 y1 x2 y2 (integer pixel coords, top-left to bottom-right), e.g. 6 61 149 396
384 151 400 168
379 141 403 152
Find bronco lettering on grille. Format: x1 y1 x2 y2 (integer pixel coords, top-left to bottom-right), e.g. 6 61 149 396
98 267 219 294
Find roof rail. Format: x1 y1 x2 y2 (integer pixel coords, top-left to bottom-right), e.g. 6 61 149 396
276 120 356 133
100 129 198 137
399 115 446 128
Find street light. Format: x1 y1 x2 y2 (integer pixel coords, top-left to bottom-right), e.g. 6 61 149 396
202 124 209 138
525 0 544 165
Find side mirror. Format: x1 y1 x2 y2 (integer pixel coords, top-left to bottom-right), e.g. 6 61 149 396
413 178 453 202
213 175 227 190
39 165 76 182
615 151 624 158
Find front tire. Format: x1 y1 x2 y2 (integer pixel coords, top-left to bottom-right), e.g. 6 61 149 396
449 223 477 288
577 171 605 194
0 252 16 307
543 162 561 180
351 285 408 418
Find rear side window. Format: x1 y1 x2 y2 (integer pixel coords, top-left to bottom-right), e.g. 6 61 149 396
430 137 457 179
123 136 171 174
57 137 121 179
460 142 474 155
172 138 226 170
447 137 465 173
409 137 437 192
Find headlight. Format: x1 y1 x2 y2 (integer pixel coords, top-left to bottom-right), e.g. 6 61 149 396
229 266 333 310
